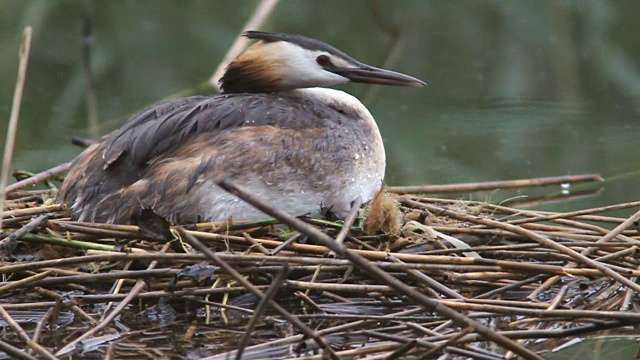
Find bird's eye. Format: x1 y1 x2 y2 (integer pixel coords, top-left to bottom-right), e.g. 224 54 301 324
316 55 331 67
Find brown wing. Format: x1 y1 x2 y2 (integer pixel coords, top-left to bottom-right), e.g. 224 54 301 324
102 93 326 167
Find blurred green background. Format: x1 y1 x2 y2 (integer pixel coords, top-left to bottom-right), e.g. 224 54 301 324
1 0 639 212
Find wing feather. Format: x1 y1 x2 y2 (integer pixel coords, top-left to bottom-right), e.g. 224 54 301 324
101 93 329 168
57 91 340 218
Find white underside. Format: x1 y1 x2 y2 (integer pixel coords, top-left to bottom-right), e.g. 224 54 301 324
198 172 383 222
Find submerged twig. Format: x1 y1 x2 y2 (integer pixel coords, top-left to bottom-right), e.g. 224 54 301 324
177 226 341 360
0 305 58 359
55 243 171 356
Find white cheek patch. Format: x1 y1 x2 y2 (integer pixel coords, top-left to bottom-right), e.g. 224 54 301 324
264 42 350 88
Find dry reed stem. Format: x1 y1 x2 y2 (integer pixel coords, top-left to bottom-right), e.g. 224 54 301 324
5 238 640 278
0 214 48 253
0 269 52 292
5 162 72 194
242 231 270 254
7 269 174 288
505 200 640 225
481 202 640 246
411 195 640 222
388 173 603 194
34 287 97 324
0 27 33 231
388 256 464 299
0 340 38 360
3 204 66 219
583 207 640 255
31 306 56 344
335 197 361 244
210 308 431 359
527 206 640 301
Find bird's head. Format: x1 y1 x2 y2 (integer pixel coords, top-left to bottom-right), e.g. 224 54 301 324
219 31 426 94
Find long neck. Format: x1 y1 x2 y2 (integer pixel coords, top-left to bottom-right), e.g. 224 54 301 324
293 87 385 184
293 87 380 129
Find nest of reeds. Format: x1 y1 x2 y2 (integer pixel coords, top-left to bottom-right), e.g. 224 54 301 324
1 171 639 360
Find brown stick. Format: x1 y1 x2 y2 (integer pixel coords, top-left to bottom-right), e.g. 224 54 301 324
5 162 72 194
582 207 640 256
388 256 464 300
0 269 52 292
388 173 603 194
236 265 288 360
0 214 48 254
3 204 65 219
0 339 38 360
4 245 640 279
335 197 361 245
504 200 640 226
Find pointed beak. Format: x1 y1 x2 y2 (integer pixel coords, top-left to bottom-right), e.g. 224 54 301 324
329 64 426 87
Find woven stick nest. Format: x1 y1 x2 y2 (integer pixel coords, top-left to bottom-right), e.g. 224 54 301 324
1 170 639 359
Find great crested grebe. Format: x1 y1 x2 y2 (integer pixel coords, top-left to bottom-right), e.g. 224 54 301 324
57 31 425 224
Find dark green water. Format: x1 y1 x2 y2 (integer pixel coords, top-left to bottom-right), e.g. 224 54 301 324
1 0 639 213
